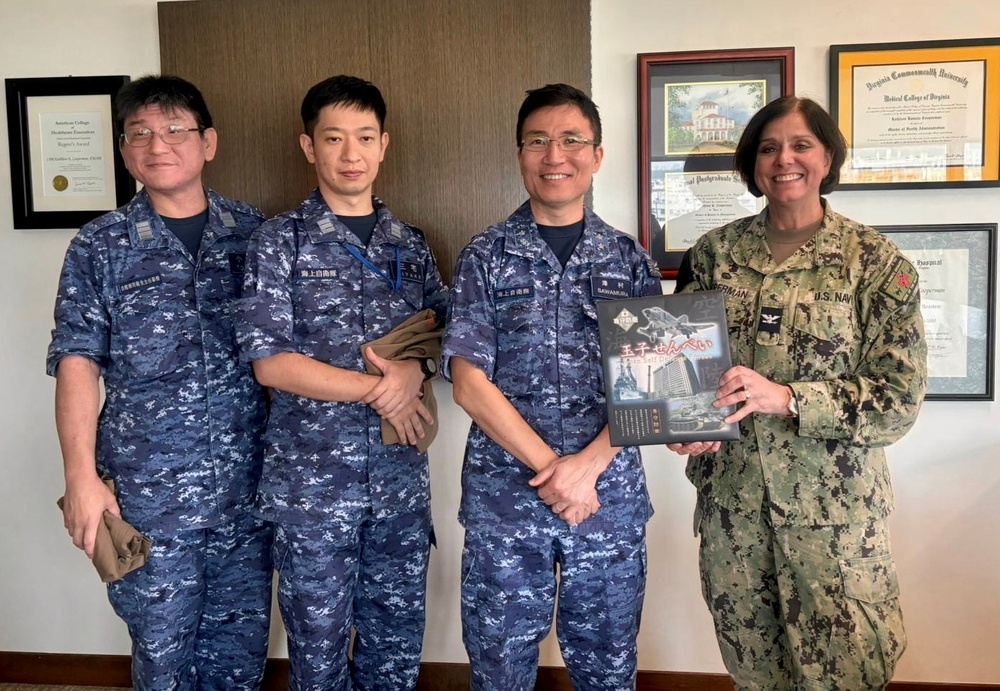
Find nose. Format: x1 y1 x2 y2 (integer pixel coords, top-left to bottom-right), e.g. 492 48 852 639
541 139 566 163
775 144 794 165
340 138 360 161
147 131 171 154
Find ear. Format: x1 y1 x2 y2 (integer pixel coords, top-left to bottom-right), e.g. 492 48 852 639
592 144 604 173
202 127 218 162
299 133 316 164
379 131 389 162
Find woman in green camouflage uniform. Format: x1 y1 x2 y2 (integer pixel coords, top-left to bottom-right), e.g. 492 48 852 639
671 96 926 690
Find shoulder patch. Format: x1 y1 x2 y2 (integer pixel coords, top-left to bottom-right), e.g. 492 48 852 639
646 255 660 278
879 256 918 303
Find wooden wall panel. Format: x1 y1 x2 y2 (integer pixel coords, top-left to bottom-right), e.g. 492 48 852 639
158 0 590 279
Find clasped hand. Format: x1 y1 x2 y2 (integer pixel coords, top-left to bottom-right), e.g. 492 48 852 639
362 349 433 446
529 453 601 527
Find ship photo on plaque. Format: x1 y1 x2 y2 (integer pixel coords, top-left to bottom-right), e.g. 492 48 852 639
596 290 739 446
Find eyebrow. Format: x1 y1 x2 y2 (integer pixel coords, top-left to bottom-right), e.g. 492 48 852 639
522 128 587 137
318 125 380 133
759 134 817 143
124 114 188 128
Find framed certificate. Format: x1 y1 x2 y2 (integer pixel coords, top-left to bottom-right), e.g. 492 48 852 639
638 48 793 278
878 224 996 400
831 38 1000 189
5 75 134 229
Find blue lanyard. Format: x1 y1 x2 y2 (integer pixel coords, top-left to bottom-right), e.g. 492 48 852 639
344 243 402 292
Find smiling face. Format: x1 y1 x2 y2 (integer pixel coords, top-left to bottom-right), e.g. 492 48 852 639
299 104 388 214
753 110 832 212
517 104 603 226
119 104 216 202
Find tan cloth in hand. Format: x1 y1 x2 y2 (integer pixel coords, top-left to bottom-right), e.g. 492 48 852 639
361 308 443 453
57 479 152 583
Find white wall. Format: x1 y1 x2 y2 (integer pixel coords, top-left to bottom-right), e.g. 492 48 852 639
0 0 997 684
593 0 1000 683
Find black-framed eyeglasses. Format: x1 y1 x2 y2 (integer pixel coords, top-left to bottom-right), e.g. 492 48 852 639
120 125 206 147
519 134 597 152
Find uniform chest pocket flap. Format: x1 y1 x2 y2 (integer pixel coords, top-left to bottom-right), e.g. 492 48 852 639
112 278 196 380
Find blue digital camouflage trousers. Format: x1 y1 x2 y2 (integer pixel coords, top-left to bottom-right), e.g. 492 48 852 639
107 515 273 691
697 497 906 691
461 523 647 691
273 510 433 691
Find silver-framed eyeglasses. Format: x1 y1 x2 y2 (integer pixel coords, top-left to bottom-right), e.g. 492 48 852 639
519 134 597 152
120 125 206 147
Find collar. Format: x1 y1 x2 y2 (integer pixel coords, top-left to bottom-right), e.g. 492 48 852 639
125 188 238 251
302 191 407 247
502 201 621 267
729 199 844 273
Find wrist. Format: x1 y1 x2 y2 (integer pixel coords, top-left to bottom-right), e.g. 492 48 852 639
784 385 799 419
417 356 438 381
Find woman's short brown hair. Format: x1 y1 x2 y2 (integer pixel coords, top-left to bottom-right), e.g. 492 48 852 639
733 96 847 197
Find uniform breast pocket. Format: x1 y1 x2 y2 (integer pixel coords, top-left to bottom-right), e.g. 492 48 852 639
112 283 197 380
791 302 859 379
495 299 545 396
291 279 356 361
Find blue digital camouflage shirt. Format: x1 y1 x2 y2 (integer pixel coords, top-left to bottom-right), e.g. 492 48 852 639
47 189 268 531
236 191 449 525
442 202 662 533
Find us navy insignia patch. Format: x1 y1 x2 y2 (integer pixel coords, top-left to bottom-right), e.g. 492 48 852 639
879 257 918 303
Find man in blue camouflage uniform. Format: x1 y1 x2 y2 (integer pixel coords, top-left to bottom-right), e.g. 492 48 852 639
48 75 272 690
442 84 662 691
236 75 448 691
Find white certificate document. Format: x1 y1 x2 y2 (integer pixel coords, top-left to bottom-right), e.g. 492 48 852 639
27 94 118 212
850 60 986 174
909 248 969 378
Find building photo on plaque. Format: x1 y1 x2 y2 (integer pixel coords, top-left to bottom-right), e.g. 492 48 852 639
596 290 739 446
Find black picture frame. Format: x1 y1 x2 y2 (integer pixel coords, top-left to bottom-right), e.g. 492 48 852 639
830 38 1000 190
878 223 996 400
637 47 794 278
5 75 134 229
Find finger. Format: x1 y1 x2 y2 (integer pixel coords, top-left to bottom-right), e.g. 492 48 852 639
82 524 98 559
414 401 434 426
365 347 389 373
724 405 753 425
409 415 426 439
537 486 558 504
528 465 555 487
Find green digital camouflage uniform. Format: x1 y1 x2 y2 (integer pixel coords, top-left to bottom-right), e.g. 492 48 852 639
679 202 927 691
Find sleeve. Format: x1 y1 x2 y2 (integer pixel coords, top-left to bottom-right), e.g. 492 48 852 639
793 247 927 447
676 239 716 294
441 240 497 381
235 220 299 363
672 249 696 294
619 234 662 298
46 235 111 376
419 237 450 322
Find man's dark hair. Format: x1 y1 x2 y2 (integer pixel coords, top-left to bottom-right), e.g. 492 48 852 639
516 83 602 147
301 75 387 136
115 75 213 130
733 95 846 197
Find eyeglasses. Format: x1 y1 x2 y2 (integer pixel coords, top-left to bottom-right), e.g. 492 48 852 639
519 134 597 152
120 125 206 147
